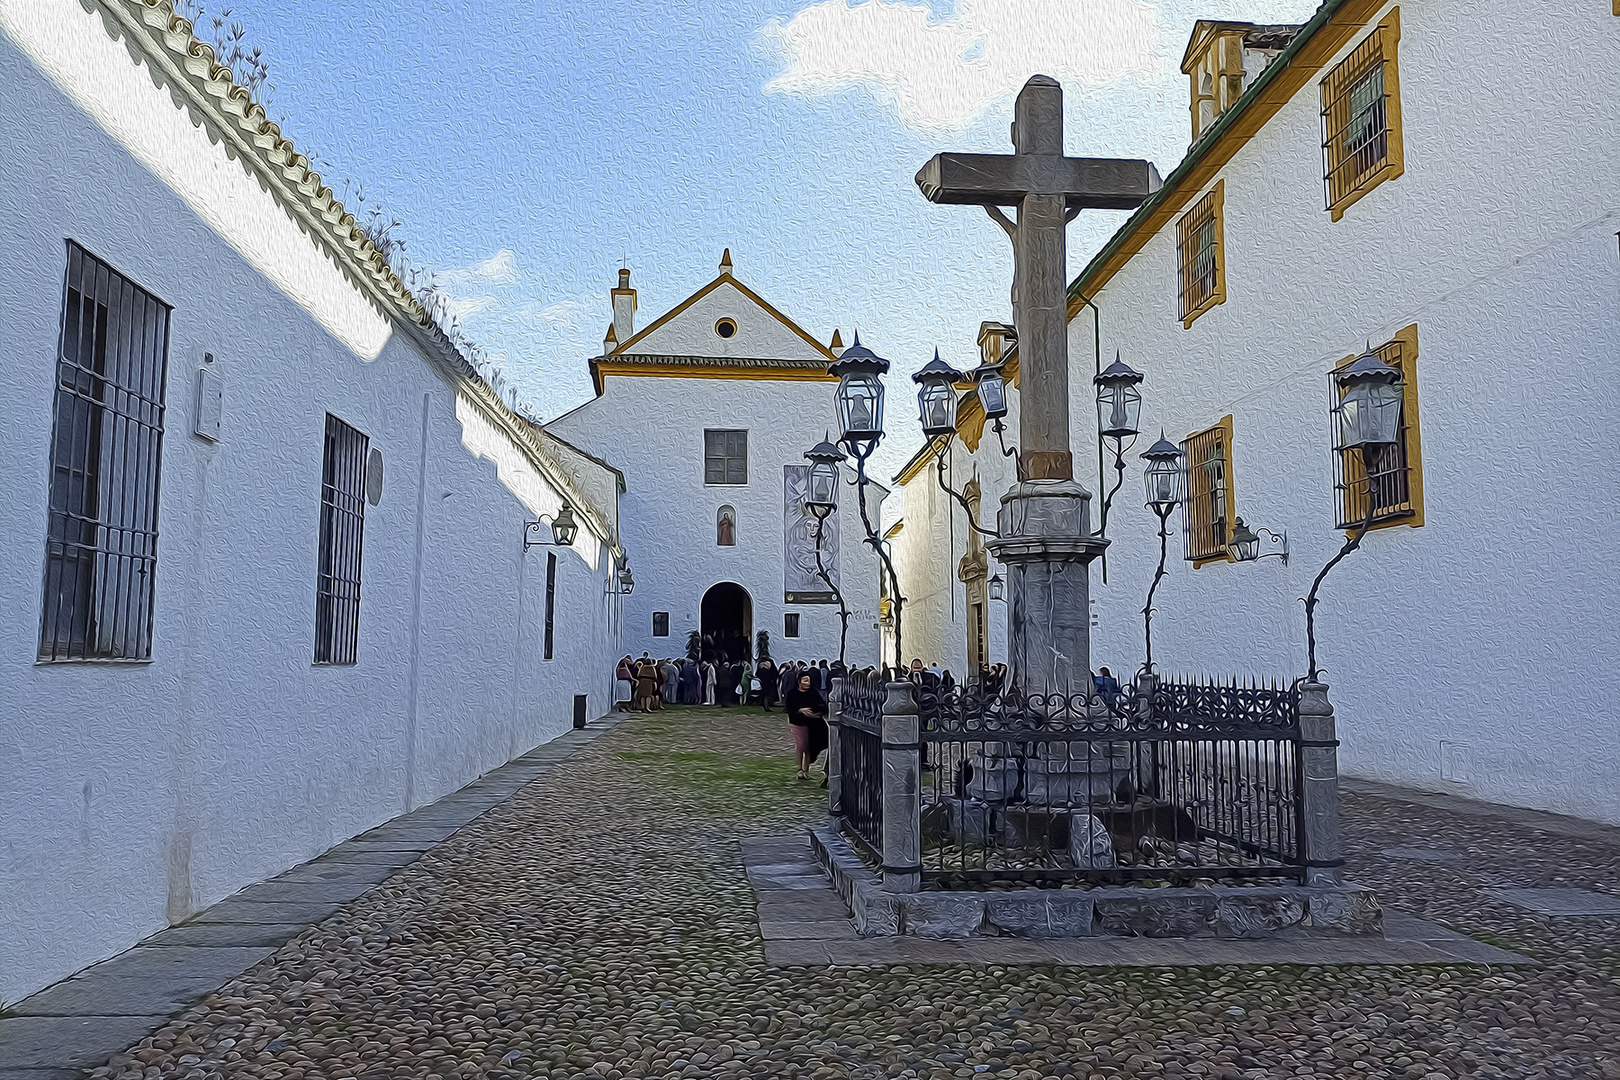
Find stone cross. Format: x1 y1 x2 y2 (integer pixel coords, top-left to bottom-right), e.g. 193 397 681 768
915 75 1159 700
916 75 1159 481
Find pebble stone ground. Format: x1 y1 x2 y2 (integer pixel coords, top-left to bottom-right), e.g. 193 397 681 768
87 706 1620 1080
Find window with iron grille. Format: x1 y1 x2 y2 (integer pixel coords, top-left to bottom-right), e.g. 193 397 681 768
1321 10 1404 220
704 429 747 485
1176 180 1225 327
544 552 557 660
1183 416 1236 564
652 611 669 637
314 414 368 665
783 612 800 638
39 243 172 662
1332 325 1424 530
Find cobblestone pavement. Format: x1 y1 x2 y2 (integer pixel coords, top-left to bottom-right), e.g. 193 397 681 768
91 708 1620 1080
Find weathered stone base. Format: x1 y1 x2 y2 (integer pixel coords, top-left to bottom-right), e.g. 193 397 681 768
810 826 1382 940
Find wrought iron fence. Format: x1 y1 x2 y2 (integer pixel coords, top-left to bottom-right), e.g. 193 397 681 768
835 670 886 860
910 675 1303 888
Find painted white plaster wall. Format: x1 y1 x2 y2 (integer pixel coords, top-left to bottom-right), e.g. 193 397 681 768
547 375 883 667
0 11 621 1001
619 277 831 360
1072 0 1620 823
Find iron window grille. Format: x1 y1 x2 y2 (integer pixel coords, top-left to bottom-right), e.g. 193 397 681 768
1321 24 1395 214
544 551 557 660
652 611 670 637
314 414 368 665
1176 184 1223 324
783 612 801 638
704 429 748 485
1182 419 1234 563
1332 336 1417 529
39 243 172 662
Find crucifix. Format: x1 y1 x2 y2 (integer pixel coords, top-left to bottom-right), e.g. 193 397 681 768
916 75 1160 698
916 75 1159 482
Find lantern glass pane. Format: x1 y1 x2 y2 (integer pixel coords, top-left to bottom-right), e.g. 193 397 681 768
1097 382 1142 438
918 381 957 435
1233 535 1259 561
989 574 1004 601
979 375 1007 419
1336 380 1403 449
838 372 884 439
808 460 839 508
1144 457 1185 509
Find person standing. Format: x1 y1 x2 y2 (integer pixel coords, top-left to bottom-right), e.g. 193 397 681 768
784 670 828 783
634 653 660 712
661 659 679 705
615 655 634 711
701 659 717 705
757 658 778 712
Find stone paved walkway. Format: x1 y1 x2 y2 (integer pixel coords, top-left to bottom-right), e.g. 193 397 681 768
20 708 1620 1079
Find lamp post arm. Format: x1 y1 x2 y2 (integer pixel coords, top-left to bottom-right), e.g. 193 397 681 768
851 444 905 672
1095 433 1134 542
993 417 1023 482
934 443 999 539
1140 504 1173 677
813 515 850 668
1302 495 1376 682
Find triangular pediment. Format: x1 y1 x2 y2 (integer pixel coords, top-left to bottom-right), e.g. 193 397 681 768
614 272 836 363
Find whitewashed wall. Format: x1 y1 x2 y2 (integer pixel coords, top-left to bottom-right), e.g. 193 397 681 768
548 375 884 667
0 8 621 1002
1075 0 1620 823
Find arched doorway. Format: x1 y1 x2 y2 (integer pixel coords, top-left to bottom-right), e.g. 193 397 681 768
700 582 752 663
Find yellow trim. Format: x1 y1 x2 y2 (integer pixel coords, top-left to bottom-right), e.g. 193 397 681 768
1067 0 1392 318
714 317 738 338
884 521 905 540
1336 323 1423 531
611 271 838 361
894 436 947 486
591 360 836 395
1323 8 1404 222
1183 26 1247 143
1187 414 1237 567
1178 179 1227 329
958 394 987 452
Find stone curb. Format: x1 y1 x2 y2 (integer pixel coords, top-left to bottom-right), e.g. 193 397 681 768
0 714 626 1075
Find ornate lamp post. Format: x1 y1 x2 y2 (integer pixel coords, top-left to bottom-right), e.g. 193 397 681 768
1303 348 1404 681
968 358 1020 477
804 437 851 667
1139 434 1186 676
524 502 579 550
829 334 905 670
1093 353 1144 542
915 352 1000 540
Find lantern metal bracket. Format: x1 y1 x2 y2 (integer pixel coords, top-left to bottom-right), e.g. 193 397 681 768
812 515 850 667
990 416 1023 481
523 519 567 550
842 435 906 671
933 439 1000 539
1232 518 1290 565
1139 502 1176 678
1094 432 1137 542
1302 488 1376 682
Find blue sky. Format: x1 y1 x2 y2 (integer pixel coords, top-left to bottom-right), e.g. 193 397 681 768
198 0 1320 475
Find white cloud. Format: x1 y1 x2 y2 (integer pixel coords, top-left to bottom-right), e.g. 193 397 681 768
440 248 518 288
761 0 1161 132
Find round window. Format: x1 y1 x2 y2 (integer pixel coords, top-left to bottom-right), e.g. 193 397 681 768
715 318 737 339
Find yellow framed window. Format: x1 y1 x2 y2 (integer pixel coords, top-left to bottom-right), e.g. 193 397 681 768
1320 8 1404 220
1182 415 1236 565
1333 324 1424 531
1176 180 1226 327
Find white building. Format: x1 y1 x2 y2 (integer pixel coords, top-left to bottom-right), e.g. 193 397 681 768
893 0 1620 825
547 255 885 668
0 0 625 1001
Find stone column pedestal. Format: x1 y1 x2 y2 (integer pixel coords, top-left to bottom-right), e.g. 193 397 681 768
1298 681 1343 887
985 480 1109 701
880 680 920 893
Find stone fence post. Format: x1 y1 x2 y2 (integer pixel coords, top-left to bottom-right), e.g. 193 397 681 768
826 676 844 819
881 680 921 893
1298 681 1343 886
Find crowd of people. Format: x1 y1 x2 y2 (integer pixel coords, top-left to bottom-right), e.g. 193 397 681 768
613 654 851 714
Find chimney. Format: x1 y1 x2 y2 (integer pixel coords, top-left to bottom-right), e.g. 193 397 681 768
977 321 1015 367
603 322 618 356
611 268 636 345
830 329 845 357
718 248 733 277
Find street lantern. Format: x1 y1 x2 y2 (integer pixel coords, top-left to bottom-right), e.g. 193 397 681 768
618 560 634 594
913 350 964 437
1093 353 1144 439
988 572 1005 601
969 360 1009 420
1333 349 1404 452
1141 433 1186 513
827 332 889 450
550 502 579 547
1229 517 1261 562
803 438 846 518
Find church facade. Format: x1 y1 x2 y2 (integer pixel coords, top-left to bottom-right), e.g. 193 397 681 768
892 0 1620 825
546 255 885 668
